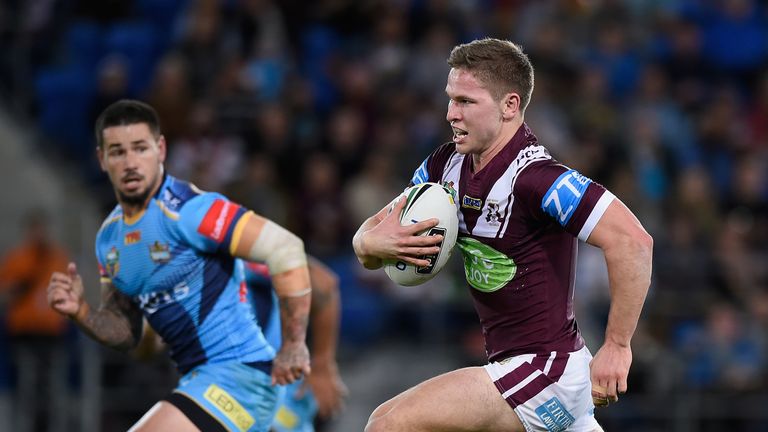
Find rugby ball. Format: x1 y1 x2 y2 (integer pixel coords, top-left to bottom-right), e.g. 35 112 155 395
384 182 459 286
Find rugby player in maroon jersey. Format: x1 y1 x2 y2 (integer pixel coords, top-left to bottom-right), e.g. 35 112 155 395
353 38 653 432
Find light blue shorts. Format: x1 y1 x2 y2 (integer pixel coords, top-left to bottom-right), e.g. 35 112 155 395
172 361 284 432
272 379 319 432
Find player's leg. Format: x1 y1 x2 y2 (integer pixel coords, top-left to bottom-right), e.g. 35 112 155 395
365 366 525 432
128 401 203 432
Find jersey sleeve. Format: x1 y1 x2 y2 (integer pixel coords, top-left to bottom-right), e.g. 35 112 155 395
408 142 456 186
176 192 252 254
515 161 615 241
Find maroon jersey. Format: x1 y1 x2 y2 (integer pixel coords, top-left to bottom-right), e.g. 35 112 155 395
409 124 614 362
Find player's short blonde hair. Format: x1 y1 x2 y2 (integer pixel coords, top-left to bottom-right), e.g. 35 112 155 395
447 38 534 111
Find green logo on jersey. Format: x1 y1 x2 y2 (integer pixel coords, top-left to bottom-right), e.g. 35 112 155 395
456 237 516 292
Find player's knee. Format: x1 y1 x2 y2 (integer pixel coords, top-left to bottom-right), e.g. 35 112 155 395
365 403 399 432
365 416 395 432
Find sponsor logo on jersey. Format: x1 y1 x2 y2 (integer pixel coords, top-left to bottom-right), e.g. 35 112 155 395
161 188 183 211
484 200 502 226
541 169 591 227
136 282 190 314
456 237 516 292
535 397 575 432
105 247 120 277
149 241 171 263
198 199 240 243
462 195 483 210
124 230 141 245
204 384 255 432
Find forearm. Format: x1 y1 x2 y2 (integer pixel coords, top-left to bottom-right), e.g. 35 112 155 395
278 294 311 347
309 284 341 363
353 215 384 269
72 303 142 351
603 234 653 346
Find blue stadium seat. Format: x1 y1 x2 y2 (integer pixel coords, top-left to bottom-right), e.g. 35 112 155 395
135 0 189 26
34 66 95 159
64 21 103 68
102 22 161 94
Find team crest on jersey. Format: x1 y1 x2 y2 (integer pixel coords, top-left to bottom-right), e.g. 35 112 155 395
462 195 482 210
485 200 501 226
149 241 171 263
105 247 120 277
124 230 141 245
484 200 502 226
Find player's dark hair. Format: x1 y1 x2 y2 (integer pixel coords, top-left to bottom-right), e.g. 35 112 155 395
94 99 161 148
447 38 534 112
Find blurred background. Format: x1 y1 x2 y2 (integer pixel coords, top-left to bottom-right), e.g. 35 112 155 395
0 0 767 431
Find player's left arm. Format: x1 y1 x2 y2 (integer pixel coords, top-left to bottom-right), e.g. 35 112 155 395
585 198 653 406
305 257 348 418
230 212 312 385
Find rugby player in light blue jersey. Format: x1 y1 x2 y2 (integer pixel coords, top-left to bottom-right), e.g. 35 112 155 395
47 99 312 432
245 258 347 432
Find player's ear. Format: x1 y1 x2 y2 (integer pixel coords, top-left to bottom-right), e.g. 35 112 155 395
501 92 520 120
157 135 167 164
96 145 107 172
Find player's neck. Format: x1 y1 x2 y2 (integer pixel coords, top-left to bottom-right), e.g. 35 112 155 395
472 119 523 172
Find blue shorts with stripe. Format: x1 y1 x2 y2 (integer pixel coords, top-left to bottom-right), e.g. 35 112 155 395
173 361 284 432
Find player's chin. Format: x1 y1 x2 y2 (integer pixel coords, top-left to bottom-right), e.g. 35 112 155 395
118 186 150 205
452 140 472 154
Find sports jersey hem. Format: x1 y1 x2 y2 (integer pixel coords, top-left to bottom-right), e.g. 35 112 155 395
577 191 615 241
166 390 229 432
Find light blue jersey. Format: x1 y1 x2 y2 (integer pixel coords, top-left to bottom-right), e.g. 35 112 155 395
95 175 275 374
245 262 318 432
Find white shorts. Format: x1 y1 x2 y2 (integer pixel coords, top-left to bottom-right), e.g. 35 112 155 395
484 346 599 432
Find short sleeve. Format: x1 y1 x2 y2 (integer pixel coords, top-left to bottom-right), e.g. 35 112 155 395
515 161 614 241
408 142 457 187
177 192 251 254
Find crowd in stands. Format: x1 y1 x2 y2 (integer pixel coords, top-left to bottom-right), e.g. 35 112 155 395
1 0 767 428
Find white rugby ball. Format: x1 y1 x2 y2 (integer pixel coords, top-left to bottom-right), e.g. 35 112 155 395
384 182 459 286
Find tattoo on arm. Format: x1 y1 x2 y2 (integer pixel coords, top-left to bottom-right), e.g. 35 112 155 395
78 282 143 351
279 295 310 345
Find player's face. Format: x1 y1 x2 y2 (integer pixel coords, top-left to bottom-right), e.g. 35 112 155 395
445 68 507 155
98 123 166 207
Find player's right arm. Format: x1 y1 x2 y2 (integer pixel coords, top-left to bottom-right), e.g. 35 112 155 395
47 262 143 351
352 197 441 270
228 212 312 385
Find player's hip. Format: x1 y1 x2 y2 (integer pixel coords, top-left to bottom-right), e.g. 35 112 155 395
170 361 285 432
484 346 598 432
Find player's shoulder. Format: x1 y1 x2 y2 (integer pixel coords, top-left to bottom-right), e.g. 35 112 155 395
411 142 460 185
96 205 123 238
433 141 457 158
158 174 206 211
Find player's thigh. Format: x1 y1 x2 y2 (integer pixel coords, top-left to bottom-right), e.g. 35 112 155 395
366 366 524 432
129 401 200 432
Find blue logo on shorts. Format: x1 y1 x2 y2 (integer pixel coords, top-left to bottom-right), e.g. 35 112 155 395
535 397 575 432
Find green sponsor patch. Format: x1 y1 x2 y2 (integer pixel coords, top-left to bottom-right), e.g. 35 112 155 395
456 237 516 292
